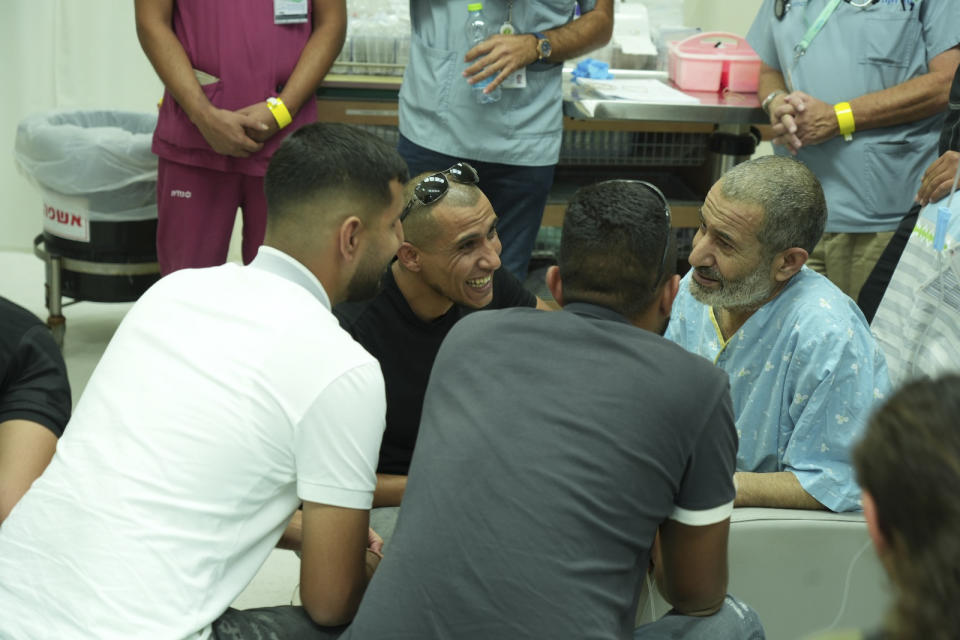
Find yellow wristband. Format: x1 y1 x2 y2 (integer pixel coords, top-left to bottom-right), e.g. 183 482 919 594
834 101 855 142
266 97 292 129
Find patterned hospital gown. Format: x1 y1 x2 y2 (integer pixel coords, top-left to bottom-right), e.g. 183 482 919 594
666 267 890 512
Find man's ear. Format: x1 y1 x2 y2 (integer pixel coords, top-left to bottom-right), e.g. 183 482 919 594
338 216 363 262
862 490 888 556
396 241 422 272
546 265 564 306
659 274 681 318
773 247 808 282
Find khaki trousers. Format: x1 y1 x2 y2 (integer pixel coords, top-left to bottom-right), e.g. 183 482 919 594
807 231 895 301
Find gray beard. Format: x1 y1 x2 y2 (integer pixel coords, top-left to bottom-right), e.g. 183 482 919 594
689 260 776 311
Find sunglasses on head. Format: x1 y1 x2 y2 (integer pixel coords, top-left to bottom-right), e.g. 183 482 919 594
400 162 480 222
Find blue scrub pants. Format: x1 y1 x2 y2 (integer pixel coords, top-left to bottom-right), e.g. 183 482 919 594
398 134 555 280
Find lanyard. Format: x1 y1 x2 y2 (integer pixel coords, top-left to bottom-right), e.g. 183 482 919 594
793 0 843 63
500 0 516 34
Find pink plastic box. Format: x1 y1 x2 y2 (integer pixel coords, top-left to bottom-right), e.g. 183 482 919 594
668 32 761 93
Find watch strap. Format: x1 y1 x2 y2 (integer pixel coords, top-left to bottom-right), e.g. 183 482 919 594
532 31 549 61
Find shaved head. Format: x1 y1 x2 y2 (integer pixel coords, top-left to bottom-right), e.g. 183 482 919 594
401 171 482 247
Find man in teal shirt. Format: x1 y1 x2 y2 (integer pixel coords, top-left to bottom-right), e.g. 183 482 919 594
747 0 960 301
398 0 613 279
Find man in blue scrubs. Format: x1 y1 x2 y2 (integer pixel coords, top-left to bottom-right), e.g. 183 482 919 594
747 0 960 301
398 0 613 280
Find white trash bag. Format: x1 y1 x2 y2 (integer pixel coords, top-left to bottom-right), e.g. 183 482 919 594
14 110 158 242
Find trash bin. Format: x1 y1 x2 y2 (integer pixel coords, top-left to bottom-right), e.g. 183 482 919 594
15 110 161 344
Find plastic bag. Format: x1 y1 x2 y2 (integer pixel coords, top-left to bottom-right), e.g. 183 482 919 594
14 110 158 222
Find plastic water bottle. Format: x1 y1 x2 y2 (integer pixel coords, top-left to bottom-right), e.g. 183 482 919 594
465 3 501 104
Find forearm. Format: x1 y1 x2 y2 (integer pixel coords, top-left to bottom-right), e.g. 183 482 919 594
758 66 788 110
277 0 347 117
846 47 960 132
849 74 954 132
277 509 304 550
372 473 406 508
734 471 826 510
299 503 377 626
653 519 728 616
541 0 613 62
0 419 58 525
134 0 212 123
654 548 722 616
654 574 724 618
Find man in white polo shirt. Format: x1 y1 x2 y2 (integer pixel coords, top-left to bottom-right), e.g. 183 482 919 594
0 123 408 639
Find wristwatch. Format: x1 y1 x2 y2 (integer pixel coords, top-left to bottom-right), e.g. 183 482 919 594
532 32 552 61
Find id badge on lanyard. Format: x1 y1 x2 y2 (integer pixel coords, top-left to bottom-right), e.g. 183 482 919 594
498 0 527 89
787 0 844 92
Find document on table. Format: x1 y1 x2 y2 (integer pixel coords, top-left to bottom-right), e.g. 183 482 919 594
575 78 701 104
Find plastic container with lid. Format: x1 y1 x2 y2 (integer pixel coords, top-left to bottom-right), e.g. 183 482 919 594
667 32 761 93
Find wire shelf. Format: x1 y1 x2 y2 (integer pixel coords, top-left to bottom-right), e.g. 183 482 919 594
353 124 401 148
331 36 409 76
558 130 708 167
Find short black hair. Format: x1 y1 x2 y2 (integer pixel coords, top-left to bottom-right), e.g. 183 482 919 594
264 123 409 228
559 180 676 317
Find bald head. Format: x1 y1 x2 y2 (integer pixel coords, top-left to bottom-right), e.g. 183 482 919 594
402 171 483 247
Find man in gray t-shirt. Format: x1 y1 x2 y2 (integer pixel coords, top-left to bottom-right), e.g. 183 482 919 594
343 181 765 639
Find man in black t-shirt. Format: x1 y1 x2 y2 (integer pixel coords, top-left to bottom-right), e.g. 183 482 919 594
334 164 549 514
0 296 71 524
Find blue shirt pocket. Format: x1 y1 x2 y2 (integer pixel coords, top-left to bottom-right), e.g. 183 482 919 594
859 13 923 89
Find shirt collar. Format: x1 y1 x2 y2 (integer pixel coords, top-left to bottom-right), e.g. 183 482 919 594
562 302 632 326
249 246 331 310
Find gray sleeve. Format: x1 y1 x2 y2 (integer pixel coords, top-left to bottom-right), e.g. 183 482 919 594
920 0 960 62
745 0 781 70
671 383 737 526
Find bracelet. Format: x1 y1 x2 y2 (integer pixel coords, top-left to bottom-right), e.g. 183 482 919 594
266 97 292 129
834 101 855 142
761 89 786 116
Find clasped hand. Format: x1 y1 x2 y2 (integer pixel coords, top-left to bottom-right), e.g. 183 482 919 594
195 102 283 158
768 91 839 154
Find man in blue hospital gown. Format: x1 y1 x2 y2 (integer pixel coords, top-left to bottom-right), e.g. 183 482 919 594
667 156 890 512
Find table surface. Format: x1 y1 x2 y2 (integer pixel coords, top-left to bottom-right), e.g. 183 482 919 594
564 76 766 125
321 72 768 126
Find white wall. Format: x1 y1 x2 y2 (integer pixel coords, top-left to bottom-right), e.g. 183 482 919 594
0 1 162 257
685 0 765 38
